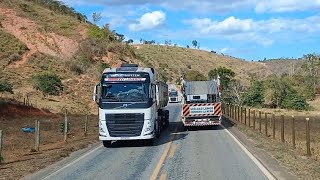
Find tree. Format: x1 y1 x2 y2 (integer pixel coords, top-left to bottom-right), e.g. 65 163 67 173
186 45 190 48
115 33 125 42
32 72 63 96
208 67 235 90
192 40 198 48
127 39 134 44
243 81 264 107
92 12 102 24
264 75 309 110
302 54 320 95
0 80 13 94
184 70 207 81
225 80 245 105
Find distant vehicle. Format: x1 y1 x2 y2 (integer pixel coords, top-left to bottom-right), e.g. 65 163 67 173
93 64 169 147
169 90 179 103
181 78 222 128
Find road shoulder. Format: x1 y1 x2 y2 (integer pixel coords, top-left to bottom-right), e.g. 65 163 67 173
222 118 298 180
23 142 102 180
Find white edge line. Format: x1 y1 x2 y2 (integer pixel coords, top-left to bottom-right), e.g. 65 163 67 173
42 144 103 179
221 124 276 180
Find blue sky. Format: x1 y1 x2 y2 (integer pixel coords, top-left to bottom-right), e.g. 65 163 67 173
62 0 320 60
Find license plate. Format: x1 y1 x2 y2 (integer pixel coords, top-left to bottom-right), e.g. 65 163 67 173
120 137 130 140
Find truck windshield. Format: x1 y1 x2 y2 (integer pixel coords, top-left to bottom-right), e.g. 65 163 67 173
102 83 149 102
169 91 178 97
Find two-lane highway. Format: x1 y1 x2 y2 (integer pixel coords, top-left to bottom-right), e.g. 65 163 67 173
29 103 273 180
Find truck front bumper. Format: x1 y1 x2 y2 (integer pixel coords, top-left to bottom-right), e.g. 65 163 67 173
99 133 155 141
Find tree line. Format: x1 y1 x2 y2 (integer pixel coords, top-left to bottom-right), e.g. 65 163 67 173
182 54 320 111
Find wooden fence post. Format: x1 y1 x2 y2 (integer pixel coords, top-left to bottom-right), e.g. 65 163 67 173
35 120 40 151
306 118 311 156
0 130 3 163
253 110 256 130
272 114 276 140
265 113 268 136
292 115 295 149
240 106 243 123
244 108 247 125
259 111 262 133
238 105 240 122
64 110 68 142
281 115 285 143
248 109 251 127
84 115 88 137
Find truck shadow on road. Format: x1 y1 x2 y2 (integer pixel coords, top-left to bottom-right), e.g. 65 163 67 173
184 117 235 132
107 122 188 148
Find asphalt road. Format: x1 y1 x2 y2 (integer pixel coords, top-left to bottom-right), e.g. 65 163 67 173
30 103 272 180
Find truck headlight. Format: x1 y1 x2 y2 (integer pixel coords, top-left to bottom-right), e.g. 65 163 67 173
99 120 105 133
144 120 152 133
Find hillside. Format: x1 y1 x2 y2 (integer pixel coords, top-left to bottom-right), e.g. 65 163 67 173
134 45 292 84
0 0 304 114
0 0 139 114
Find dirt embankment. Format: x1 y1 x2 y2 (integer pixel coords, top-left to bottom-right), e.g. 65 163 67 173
0 7 79 66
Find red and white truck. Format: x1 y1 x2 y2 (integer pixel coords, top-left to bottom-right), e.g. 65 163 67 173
181 78 222 128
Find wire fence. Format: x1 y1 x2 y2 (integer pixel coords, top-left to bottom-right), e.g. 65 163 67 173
223 104 320 160
0 112 98 164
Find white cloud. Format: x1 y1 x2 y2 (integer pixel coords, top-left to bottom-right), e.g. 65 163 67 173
185 16 254 34
255 0 320 13
184 16 320 45
129 11 166 31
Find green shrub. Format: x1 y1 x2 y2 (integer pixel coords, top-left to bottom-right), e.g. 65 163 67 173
281 93 308 110
244 81 264 107
184 70 207 81
68 62 83 75
0 80 13 94
32 72 63 96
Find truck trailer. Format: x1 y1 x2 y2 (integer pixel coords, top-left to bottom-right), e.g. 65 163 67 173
181 79 222 128
93 64 169 147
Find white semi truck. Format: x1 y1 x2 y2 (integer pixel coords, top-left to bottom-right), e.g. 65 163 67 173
93 64 169 147
168 89 179 103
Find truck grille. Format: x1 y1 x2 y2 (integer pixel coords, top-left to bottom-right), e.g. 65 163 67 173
170 98 177 102
105 113 144 137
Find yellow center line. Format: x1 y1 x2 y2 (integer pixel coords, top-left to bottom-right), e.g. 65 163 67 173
159 172 167 180
169 144 177 158
150 127 178 180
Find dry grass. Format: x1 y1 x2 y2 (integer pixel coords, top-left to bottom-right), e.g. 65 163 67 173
225 107 320 179
0 109 99 179
135 45 272 85
0 0 87 40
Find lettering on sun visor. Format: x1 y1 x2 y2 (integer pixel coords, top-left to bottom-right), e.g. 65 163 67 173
104 78 146 81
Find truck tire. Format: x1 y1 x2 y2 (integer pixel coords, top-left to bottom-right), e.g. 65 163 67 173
164 110 169 128
146 139 154 146
103 140 112 147
155 120 160 138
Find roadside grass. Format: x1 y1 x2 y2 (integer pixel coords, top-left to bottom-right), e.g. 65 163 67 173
0 110 99 179
228 114 320 179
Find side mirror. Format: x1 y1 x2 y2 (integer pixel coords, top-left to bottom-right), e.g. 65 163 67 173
93 84 101 104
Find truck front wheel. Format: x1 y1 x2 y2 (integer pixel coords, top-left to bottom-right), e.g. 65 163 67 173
155 120 160 138
103 140 112 147
164 110 169 128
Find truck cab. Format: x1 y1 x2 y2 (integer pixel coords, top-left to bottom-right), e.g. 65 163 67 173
93 64 169 147
169 90 179 103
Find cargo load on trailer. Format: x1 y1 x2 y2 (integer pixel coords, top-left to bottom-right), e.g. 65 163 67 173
93 64 169 147
181 78 222 128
